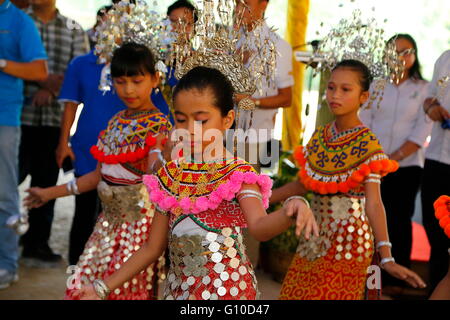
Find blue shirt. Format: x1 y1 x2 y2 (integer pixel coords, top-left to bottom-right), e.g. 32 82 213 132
0 0 47 126
59 50 173 175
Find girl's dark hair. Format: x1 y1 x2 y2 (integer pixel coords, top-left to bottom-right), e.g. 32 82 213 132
332 59 373 91
387 33 424 80
111 42 156 78
167 0 198 22
173 66 234 116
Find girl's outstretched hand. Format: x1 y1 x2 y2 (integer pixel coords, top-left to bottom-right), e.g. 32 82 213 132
383 261 427 289
284 199 319 239
73 284 101 300
23 187 50 209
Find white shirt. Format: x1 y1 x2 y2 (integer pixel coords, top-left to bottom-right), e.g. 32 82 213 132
425 50 450 165
360 78 432 168
240 23 294 142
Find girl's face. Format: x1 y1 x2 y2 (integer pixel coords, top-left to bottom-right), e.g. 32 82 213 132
173 88 234 155
113 71 159 111
395 37 416 73
326 68 369 117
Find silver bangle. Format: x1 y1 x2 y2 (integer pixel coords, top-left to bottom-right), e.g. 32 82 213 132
365 179 381 184
367 173 381 179
283 195 310 209
380 257 395 269
237 189 262 198
93 279 110 300
149 148 166 165
238 194 262 202
376 241 392 250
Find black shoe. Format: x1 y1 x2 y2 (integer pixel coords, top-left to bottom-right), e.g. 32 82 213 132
22 245 62 263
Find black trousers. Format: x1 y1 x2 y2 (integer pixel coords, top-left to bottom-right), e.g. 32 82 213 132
69 186 101 265
19 125 60 250
421 159 450 291
380 166 423 287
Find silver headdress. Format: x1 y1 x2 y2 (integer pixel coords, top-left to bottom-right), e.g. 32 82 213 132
304 9 405 109
314 9 403 81
94 0 173 91
170 0 277 112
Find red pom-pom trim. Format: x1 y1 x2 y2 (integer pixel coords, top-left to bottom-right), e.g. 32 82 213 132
91 133 159 164
434 195 450 239
294 146 399 195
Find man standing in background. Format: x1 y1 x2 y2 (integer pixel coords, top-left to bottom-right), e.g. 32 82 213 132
0 0 48 289
19 0 89 266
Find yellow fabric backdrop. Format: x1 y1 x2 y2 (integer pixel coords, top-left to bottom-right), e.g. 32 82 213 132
282 0 309 150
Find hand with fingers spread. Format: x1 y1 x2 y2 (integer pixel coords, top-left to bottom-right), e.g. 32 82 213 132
382 260 427 289
283 197 319 240
24 187 50 209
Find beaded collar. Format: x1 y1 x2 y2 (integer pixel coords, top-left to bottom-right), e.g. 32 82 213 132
143 158 273 216
91 109 171 164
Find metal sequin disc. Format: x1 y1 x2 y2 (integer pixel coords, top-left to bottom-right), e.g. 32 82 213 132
201 290 211 300
231 272 240 281
227 247 237 258
213 279 223 288
202 275 211 285
206 232 218 242
238 266 247 275
187 276 195 286
220 272 230 281
229 257 240 269
211 252 223 263
217 286 227 296
209 242 220 252
222 228 232 237
213 263 225 274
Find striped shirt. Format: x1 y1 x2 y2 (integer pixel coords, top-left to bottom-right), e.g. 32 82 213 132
21 8 89 127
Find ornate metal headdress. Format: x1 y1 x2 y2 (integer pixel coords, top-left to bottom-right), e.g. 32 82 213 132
169 0 277 112
304 9 405 109
314 9 403 81
94 0 173 91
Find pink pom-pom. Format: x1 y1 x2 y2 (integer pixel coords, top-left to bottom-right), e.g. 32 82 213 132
179 197 192 212
230 171 244 184
229 181 242 194
194 196 210 212
209 191 223 205
243 172 258 184
143 175 159 190
161 196 178 211
216 184 228 194
150 190 165 203
258 175 273 192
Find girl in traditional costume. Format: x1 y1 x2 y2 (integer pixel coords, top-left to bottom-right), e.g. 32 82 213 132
72 60 319 300
24 42 171 300
273 60 426 300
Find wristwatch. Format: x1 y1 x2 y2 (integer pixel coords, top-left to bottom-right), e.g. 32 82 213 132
0 59 7 70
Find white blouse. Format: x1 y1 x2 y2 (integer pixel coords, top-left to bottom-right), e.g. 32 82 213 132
360 78 432 168
425 50 450 166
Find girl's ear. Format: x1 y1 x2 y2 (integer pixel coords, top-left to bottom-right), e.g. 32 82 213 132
360 90 369 106
224 109 235 129
152 72 161 88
